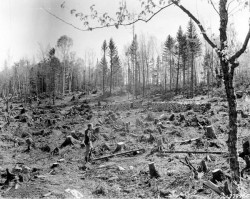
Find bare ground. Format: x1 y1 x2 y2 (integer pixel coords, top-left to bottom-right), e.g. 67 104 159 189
0 93 250 199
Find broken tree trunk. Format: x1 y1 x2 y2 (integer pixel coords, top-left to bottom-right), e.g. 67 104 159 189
205 125 217 139
113 142 125 153
148 162 160 178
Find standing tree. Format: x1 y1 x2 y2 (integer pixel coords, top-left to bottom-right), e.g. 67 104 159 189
56 35 73 95
175 26 185 94
186 19 201 98
163 35 175 92
108 38 118 95
130 34 139 98
48 48 60 105
100 40 108 94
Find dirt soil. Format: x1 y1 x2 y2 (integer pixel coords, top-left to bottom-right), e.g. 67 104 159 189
0 93 250 199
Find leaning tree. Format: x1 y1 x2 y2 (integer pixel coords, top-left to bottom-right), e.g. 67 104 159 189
45 0 250 194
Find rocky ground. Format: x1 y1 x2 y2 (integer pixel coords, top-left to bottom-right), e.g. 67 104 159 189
0 92 250 199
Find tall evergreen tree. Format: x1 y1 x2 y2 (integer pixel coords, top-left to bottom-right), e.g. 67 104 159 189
100 40 108 94
108 38 117 94
186 19 201 98
163 35 175 92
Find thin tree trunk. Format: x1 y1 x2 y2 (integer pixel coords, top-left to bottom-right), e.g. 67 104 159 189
176 53 180 95
190 52 194 98
169 54 172 91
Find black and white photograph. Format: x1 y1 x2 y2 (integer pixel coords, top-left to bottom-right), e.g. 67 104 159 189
0 0 250 198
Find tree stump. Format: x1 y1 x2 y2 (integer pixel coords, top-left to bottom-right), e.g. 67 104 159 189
51 147 59 155
100 143 110 151
198 159 208 173
40 145 51 153
20 108 26 115
169 114 175 121
60 136 74 148
154 118 159 125
113 142 125 153
148 162 160 178
211 169 226 183
94 127 100 134
125 122 130 132
157 137 164 152
148 133 156 144
205 125 217 139
179 114 185 122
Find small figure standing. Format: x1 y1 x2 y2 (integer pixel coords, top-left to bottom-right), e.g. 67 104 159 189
84 123 95 163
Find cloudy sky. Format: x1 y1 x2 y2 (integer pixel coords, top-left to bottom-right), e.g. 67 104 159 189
0 0 249 69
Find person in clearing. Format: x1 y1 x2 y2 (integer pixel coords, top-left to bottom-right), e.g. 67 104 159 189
84 123 96 163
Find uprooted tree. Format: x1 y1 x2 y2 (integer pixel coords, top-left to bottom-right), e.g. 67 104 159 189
46 0 250 194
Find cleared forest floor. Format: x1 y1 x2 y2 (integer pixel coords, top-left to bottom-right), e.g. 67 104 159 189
0 92 250 199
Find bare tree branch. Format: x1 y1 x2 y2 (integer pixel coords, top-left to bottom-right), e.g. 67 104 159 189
227 0 236 11
43 8 88 32
171 1 217 50
229 25 250 62
43 3 174 32
209 0 220 16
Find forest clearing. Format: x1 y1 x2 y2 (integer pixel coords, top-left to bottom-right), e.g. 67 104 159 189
0 91 250 199
1 0 250 198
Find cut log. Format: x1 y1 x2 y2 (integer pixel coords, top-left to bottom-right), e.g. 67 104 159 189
161 150 225 155
203 180 224 196
113 142 125 153
92 148 145 161
60 136 74 148
148 162 160 178
205 125 217 139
